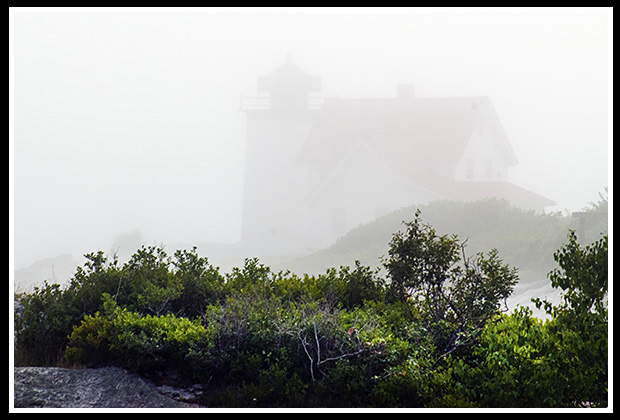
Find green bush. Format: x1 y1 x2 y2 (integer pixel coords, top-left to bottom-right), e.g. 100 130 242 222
14 208 608 408
437 231 608 408
383 209 518 360
14 282 81 366
15 246 223 367
66 293 208 377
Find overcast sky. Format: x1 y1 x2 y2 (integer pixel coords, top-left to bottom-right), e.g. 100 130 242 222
10 7 611 269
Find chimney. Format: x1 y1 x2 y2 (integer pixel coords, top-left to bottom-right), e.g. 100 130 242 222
397 84 415 99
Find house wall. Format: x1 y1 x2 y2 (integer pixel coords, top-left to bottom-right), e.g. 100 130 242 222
304 142 440 250
454 119 510 182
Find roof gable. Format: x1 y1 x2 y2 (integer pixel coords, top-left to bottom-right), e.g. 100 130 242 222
297 96 517 169
304 137 435 207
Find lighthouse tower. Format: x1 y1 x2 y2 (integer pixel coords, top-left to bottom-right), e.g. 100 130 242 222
240 55 322 256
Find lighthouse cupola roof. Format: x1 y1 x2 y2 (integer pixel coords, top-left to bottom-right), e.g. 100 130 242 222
256 54 321 115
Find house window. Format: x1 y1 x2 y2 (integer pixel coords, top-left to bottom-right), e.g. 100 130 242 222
465 159 474 179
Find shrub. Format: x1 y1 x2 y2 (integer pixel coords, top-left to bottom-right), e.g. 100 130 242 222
66 293 208 378
171 247 226 316
15 210 608 408
439 231 608 408
383 209 518 359
14 282 81 366
15 246 223 367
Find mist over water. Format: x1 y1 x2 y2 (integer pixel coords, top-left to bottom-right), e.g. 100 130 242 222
11 9 610 293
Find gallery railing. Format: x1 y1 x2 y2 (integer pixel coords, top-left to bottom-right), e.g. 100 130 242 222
240 94 325 111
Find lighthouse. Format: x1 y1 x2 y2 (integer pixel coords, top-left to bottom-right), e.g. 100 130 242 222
240 55 322 256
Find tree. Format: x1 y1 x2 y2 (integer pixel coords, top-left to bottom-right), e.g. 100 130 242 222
446 230 609 408
382 209 518 358
533 230 608 407
539 230 608 317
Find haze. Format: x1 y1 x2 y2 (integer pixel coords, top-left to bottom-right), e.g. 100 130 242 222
10 8 610 276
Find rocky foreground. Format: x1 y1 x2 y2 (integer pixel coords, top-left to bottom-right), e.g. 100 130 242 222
13 366 203 409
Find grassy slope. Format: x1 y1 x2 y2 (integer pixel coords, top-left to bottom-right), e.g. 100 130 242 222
278 198 607 316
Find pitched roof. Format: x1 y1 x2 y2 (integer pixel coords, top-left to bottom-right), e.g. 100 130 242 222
297 96 554 209
297 96 517 168
409 166 557 208
257 54 321 94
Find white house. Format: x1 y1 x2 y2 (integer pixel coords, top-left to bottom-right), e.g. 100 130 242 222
240 56 555 255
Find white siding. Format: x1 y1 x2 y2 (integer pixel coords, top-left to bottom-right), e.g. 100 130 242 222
455 121 509 182
304 141 441 249
241 115 315 255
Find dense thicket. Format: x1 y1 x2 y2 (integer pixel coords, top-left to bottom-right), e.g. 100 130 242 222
14 210 608 408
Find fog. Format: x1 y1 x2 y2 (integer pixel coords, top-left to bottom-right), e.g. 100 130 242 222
10 8 610 279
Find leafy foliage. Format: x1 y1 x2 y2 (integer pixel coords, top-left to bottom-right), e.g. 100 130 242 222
66 293 208 377
15 246 222 367
295 197 582 276
14 209 608 408
443 229 609 408
383 209 518 359
543 230 608 316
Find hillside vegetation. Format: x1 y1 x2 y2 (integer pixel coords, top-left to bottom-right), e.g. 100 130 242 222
286 198 607 278
14 198 608 408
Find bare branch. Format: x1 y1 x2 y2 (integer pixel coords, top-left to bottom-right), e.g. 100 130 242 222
318 348 366 365
314 322 321 365
298 331 315 382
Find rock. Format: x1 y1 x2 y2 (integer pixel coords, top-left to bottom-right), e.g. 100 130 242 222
155 384 204 404
13 366 200 408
